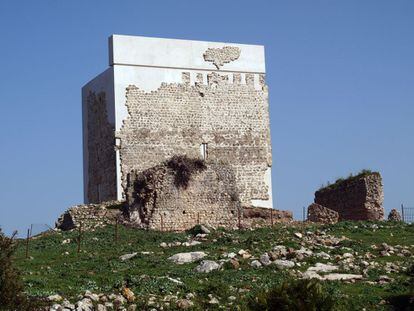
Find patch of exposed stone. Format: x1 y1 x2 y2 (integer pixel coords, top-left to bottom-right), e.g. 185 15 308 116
55 200 123 231
86 91 117 203
307 203 339 224
203 46 241 69
314 172 384 221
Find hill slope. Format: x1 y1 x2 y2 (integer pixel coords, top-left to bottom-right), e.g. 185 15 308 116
15 221 414 310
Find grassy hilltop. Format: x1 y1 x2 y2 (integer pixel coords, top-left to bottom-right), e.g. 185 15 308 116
12 221 414 310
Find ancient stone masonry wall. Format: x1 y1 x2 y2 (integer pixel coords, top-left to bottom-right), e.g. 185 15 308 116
55 201 122 231
314 172 384 221
86 92 117 203
117 70 272 207
125 158 241 231
242 207 293 228
124 157 291 231
307 203 339 224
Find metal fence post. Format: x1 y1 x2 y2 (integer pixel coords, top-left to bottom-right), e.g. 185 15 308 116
401 204 404 222
303 206 306 222
25 228 30 259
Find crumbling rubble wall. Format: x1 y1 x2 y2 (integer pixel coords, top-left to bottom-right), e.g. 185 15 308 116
123 156 291 231
314 172 384 221
55 201 122 231
125 158 241 231
118 69 272 208
307 203 339 224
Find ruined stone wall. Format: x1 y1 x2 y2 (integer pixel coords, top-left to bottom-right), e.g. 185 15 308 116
125 157 291 231
314 173 384 221
118 71 272 207
86 92 117 203
126 160 241 231
307 203 339 224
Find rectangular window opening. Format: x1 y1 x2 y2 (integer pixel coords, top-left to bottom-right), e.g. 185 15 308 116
200 143 208 160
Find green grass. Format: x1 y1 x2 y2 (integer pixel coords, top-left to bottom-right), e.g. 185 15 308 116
13 221 414 310
318 169 377 191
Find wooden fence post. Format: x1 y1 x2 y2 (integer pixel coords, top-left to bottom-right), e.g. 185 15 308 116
77 222 82 254
25 228 30 259
303 206 306 222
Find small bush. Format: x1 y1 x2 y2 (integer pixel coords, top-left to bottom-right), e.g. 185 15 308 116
0 229 28 310
387 263 414 309
167 155 207 189
246 278 341 311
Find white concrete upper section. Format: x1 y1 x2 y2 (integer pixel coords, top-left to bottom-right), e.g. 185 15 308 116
109 35 266 73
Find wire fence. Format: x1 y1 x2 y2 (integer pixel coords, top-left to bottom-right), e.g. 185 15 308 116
302 205 414 223
16 205 413 259
29 223 53 237
401 204 414 223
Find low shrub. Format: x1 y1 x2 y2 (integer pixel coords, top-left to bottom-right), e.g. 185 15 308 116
246 278 341 311
167 155 206 189
0 229 28 310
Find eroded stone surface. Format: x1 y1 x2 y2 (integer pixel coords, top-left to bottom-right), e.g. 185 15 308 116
125 157 241 231
86 92 117 203
314 172 384 221
307 203 339 224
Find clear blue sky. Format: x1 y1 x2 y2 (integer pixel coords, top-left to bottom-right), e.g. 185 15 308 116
1 1 413 235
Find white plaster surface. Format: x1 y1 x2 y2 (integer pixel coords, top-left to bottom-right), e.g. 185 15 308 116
109 35 265 73
251 167 273 208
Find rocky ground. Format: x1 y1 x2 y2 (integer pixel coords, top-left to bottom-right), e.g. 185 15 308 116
15 221 414 310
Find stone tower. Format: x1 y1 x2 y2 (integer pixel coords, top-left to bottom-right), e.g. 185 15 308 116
82 35 273 209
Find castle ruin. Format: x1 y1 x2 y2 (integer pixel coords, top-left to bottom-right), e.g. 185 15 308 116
82 35 274 213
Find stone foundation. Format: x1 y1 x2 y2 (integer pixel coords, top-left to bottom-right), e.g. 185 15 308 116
55 201 123 231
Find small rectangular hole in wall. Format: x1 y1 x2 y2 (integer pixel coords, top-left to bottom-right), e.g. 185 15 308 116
200 143 208 160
